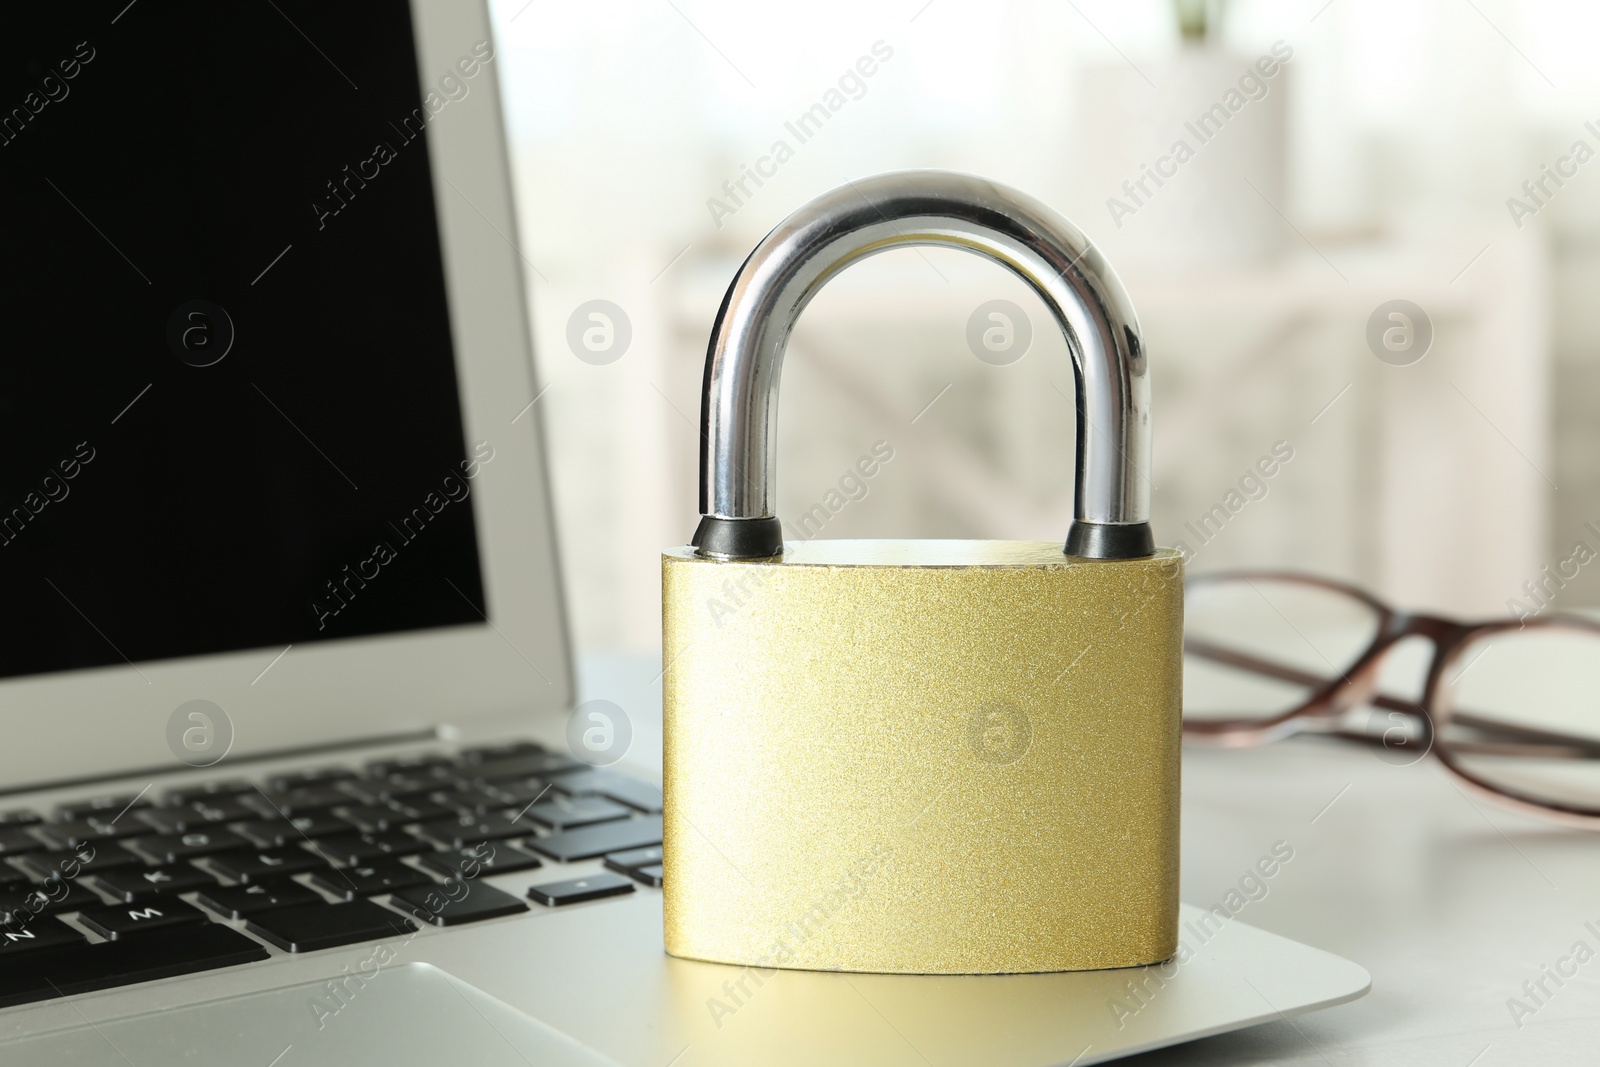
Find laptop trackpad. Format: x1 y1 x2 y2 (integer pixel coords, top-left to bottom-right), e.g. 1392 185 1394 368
1 963 621 1066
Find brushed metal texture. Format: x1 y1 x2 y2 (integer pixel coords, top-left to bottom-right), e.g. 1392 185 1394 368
662 540 1182 974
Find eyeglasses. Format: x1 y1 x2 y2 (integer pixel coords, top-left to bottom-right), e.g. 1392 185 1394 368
1182 571 1600 826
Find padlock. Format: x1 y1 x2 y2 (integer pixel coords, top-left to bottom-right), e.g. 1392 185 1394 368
662 170 1182 975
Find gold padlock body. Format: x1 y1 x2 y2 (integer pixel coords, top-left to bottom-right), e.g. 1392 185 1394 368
661 540 1183 975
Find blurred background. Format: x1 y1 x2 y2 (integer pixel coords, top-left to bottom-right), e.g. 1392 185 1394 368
485 0 1600 654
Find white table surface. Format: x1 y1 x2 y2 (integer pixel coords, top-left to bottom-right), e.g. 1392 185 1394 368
577 652 1600 1067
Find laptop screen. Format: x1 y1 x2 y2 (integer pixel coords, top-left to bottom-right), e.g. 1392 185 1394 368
0 2 490 680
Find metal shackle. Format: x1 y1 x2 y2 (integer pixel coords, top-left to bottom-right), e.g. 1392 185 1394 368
691 170 1154 561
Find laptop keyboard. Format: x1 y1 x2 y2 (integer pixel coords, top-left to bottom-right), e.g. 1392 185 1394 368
0 741 664 1009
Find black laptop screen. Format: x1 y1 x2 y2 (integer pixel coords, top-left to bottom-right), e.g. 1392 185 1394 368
0 2 491 679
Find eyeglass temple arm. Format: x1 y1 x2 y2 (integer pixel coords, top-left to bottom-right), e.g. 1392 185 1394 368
1185 638 1600 758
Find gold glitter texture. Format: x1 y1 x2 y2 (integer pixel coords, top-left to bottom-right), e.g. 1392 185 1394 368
662 540 1182 974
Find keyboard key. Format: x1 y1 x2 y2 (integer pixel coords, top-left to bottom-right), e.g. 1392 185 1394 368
459 741 544 765
0 922 267 1008
0 916 86 956
527 872 635 907
89 863 216 903
417 843 542 878
554 770 664 814
0 879 100 924
309 861 433 901
265 768 358 792
0 810 41 828
392 881 528 926
333 780 382 806
492 779 557 808
133 808 204 835
35 817 145 848
312 832 427 866
603 846 663 869
16 844 140 881
77 899 208 940
524 796 632 831
603 846 665 886
196 880 322 920
0 866 29 890
128 829 252 864
433 786 511 815
475 753 584 782
0 828 45 856
415 814 533 850
250 786 352 818
366 754 455 779
335 805 410 832
337 780 392 806
383 797 456 823
53 794 151 822
245 900 416 953
232 814 354 848
162 780 253 806
527 817 663 863
206 848 326 883
346 773 458 804
185 797 260 824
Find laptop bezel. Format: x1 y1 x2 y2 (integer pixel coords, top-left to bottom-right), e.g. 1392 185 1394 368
0 0 576 792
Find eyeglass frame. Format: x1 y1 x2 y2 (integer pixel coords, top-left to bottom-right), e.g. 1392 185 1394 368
1181 570 1600 827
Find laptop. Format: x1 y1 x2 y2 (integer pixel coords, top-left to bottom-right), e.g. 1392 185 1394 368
0 1 1368 1063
